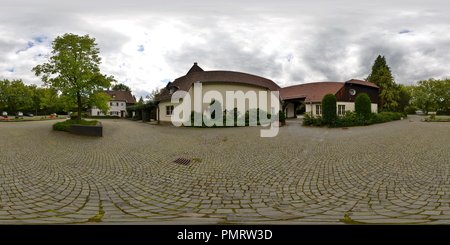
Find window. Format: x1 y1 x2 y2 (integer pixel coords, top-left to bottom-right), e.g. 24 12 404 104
110 102 112 106
338 105 345 115
121 103 123 106
316 105 322 115
349 89 356 96
116 102 119 106
168 88 174 94
166 105 174 116
112 94 116 98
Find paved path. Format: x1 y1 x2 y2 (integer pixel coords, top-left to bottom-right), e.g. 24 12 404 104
1 115 450 224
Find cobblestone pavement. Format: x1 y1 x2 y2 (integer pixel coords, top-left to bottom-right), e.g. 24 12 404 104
1 115 450 224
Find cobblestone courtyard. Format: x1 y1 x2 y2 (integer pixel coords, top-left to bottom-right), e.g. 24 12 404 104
1 115 450 224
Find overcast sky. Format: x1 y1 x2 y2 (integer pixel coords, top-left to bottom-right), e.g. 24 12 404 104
0 0 449 99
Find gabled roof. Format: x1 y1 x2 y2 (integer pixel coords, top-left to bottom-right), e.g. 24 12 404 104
186 62 204 74
105 90 136 103
155 63 280 102
345 79 379 88
279 82 344 102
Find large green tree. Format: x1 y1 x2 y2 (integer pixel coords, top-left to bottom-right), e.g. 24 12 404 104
409 78 439 114
32 33 114 120
0 79 33 112
111 83 132 91
366 55 400 111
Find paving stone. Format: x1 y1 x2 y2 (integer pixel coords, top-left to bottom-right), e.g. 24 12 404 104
0 115 449 224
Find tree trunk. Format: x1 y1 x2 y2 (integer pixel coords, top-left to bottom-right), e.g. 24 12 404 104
77 92 82 121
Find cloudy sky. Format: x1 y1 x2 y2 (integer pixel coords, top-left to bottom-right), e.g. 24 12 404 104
0 0 449 99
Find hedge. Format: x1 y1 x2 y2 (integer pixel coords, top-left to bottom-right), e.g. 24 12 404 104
53 119 98 132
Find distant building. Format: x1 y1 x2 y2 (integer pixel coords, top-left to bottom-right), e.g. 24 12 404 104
89 90 136 117
154 62 379 123
279 79 379 117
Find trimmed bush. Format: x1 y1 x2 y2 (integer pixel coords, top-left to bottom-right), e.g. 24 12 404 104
70 112 78 120
88 115 120 119
405 106 419 115
354 93 372 118
321 93 337 124
53 119 98 132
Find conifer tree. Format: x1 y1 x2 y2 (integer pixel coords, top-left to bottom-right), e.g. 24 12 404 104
366 55 400 111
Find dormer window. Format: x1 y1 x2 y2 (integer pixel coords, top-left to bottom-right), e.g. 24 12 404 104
168 88 174 94
112 94 116 98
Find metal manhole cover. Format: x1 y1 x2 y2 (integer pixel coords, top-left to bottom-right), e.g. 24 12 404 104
173 158 191 166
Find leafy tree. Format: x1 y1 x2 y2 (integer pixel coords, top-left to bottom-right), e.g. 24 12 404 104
0 79 33 112
366 55 400 111
354 93 372 118
146 87 165 102
39 87 63 115
409 78 440 114
321 93 337 124
111 83 132 92
136 96 144 105
397 84 412 112
32 33 115 120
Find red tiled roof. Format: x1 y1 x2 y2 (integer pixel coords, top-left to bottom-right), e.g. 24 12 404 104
279 82 344 102
105 90 136 103
345 79 379 88
155 63 280 102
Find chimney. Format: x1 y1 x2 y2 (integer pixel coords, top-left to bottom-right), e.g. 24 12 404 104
194 62 198 65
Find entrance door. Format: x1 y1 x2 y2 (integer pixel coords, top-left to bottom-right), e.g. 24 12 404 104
121 111 124 118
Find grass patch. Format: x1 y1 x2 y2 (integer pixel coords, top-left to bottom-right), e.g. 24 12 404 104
53 119 98 132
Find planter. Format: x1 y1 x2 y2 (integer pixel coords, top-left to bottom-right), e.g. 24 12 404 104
70 121 103 136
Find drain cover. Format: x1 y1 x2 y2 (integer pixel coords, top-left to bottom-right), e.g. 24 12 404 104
173 158 191 166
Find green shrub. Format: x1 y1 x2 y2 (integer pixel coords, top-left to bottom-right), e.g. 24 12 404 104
405 106 418 115
354 93 372 119
88 115 120 119
321 93 337 124
53 119 98 132
70 112 78 120
278 110 286 123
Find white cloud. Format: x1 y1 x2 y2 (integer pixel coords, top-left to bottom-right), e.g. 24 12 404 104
0 0 449 98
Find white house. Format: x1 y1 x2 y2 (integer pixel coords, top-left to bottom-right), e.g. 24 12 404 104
89 90 136 117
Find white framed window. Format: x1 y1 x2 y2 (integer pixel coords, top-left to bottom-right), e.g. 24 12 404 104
316 105 322 115
338 105 345 115
166 105 174 116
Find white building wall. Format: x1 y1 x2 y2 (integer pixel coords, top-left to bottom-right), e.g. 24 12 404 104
158 82 281 124
91 100 127 117
305 102 378 115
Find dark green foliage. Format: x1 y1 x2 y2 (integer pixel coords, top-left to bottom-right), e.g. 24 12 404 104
142 110 151 122
53 119 98 132
321 93 337 124
303 110 404 128
126 102 155 121
209 99 222 120
405 106 418 115
302 112 324 127
278 110 286 123
87 115 120 119
354 93 372 118
189 108 275 127
70 112 78 120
